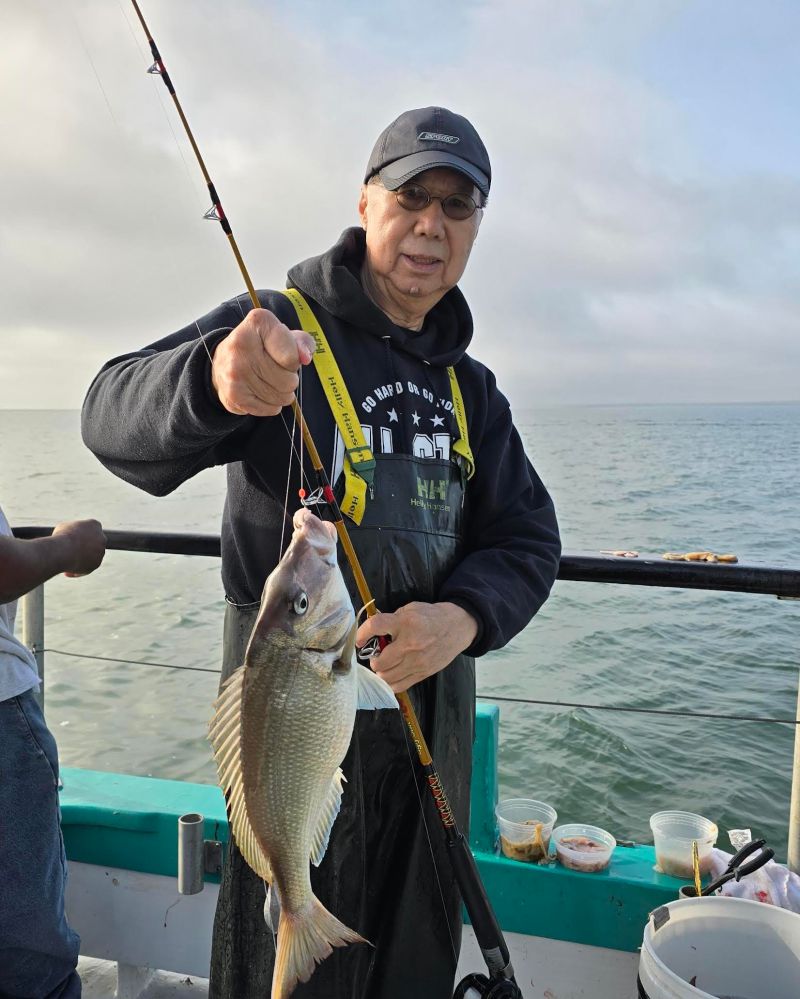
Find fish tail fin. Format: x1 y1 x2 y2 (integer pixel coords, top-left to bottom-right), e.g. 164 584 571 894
272 896 367 999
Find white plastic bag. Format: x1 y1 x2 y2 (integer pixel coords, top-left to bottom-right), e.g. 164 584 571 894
707 829 800 913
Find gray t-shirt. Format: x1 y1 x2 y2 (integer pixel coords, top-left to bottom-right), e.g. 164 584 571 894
0 505 40 701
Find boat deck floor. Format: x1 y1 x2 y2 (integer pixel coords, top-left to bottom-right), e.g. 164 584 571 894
78 958 209 999
78 923 641 998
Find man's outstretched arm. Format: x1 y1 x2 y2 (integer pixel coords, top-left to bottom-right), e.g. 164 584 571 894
0 520 107 604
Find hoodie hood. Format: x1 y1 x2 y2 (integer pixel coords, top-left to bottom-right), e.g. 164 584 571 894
287 227 473 367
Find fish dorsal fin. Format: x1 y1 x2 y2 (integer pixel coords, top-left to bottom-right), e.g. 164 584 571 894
208 666 272 882
356 664 399 711
310 768 346 867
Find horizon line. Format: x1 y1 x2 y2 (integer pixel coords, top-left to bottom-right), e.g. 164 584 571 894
1 399 798 413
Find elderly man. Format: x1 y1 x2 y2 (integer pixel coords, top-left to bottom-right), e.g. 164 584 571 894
82 107 560 999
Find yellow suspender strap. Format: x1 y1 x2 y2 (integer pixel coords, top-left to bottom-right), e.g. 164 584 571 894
282 288 374 525
282 289 476 521
447 366 475 480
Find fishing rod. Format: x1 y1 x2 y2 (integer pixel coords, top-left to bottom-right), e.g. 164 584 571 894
127 2 520 994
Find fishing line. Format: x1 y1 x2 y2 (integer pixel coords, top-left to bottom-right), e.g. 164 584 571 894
192 320 226 366
226 290 313 514
42 647 220 674
296 362 304 471
475 693 800 726
298 363 305 484
193 301 310 543
191 314 309 513
35 648 800 727
278 405 297 557
68 4 119 129
398 709 459 964
279 413 311 488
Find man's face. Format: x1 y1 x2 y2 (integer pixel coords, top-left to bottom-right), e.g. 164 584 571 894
358 167 482 314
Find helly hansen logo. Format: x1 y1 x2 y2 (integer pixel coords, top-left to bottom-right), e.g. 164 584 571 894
418 131 459 144
417 477 448 501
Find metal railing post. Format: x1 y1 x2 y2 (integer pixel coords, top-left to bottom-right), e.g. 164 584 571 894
21 585 45 711
788 677 800 874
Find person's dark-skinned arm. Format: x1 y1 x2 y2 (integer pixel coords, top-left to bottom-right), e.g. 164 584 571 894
0 520 107 605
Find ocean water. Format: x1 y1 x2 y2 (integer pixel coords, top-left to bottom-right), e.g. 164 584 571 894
1 404 798 856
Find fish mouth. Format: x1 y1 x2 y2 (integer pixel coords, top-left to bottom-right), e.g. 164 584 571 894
292 508 337 555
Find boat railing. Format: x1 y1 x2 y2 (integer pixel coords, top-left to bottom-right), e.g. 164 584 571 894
12 525 800 872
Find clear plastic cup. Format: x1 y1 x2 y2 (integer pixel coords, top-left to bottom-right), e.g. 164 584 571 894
551 823 616 872
649 810 718 879
495 798 557 862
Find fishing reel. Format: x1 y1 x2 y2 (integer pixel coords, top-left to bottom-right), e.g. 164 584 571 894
453 972 523 999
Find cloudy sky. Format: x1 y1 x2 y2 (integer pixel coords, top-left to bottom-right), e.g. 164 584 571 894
2 0 798 409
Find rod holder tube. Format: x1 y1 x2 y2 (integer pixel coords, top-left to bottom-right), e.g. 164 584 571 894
178 812 205 895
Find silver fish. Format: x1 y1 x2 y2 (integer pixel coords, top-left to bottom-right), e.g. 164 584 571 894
209 508 397 999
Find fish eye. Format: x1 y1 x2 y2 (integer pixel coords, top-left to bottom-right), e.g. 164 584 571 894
291 591 309 616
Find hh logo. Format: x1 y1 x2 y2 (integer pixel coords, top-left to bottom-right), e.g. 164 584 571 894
417 477 448 501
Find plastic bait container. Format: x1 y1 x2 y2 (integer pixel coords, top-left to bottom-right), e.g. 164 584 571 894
551 823 616 872
650 810 718 879
495 798 557 862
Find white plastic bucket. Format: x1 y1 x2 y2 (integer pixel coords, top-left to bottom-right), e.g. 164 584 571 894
638 896 800 998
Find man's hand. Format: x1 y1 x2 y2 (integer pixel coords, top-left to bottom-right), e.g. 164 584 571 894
355 601 478 694
211 308 316 416
52 520 107 578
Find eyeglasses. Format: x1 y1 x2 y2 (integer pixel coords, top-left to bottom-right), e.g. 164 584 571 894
394 183 480 220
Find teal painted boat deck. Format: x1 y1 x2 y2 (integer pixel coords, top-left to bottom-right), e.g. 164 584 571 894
60 703 688 953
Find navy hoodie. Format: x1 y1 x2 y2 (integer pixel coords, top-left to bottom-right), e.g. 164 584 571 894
81 228 560 656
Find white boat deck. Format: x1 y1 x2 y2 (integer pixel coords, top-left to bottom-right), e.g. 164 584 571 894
78 958 208 999
77 925 640 999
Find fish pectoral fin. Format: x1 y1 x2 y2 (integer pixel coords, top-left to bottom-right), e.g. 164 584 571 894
356 664 399 711
310 768 346 867
208 665 273 883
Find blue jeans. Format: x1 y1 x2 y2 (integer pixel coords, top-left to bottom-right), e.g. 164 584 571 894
0 690 81 998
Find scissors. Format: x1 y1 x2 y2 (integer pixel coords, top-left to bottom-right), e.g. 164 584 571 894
680 838 774 898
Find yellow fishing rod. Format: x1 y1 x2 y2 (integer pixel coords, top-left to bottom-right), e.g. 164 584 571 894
127 0 434 778
128 3 520 992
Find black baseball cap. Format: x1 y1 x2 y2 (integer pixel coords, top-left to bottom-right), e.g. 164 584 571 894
364 107 491 197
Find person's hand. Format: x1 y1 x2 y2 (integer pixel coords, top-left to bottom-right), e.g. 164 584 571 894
211 308 316 416
355 601 478 694
51 520 107 577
